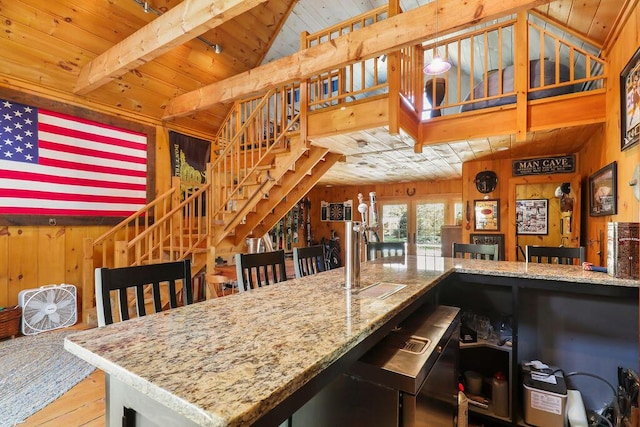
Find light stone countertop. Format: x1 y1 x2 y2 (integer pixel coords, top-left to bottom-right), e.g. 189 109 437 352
64 257 638 427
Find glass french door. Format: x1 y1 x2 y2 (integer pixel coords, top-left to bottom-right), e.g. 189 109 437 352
378 198 462 256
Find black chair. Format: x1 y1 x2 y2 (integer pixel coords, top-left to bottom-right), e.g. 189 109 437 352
526 245 585 265
235 250 288 292
95 259 193 327
293 245 326 278
366 242 406 261
452 243 499 260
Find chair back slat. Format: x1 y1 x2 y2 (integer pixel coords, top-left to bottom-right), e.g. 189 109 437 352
526 245 585 265
293 245 326 278
452 243 499 260
95 260 192 327
366 242 406 261
236 250 288 292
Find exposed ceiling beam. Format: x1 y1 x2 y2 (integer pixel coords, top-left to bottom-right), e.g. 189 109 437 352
74 0 269 95
163 0 553 120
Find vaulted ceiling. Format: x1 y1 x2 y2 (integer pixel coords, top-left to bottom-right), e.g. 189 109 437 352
0 0 627 185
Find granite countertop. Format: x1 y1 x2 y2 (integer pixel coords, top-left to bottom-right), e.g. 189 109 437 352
64 257 638 427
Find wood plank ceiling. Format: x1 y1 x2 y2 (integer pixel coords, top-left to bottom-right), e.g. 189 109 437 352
0 0 625 186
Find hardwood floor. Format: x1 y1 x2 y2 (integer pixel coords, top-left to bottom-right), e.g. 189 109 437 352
22 370 105 426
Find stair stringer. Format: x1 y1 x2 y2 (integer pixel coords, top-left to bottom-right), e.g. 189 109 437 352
215 150 342 253
212 135 309 246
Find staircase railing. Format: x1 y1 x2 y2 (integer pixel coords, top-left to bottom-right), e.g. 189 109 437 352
90 178 208 269
91 185 177 268
123 180 208 267
209 83 301 234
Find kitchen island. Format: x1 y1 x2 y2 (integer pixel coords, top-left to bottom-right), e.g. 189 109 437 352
64 257 638 427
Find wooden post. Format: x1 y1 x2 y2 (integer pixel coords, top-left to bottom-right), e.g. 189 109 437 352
114 241 128 268
81 238 95 324
299 31 310 147
414 45 425 115
387 0 401 135
515 11 529 142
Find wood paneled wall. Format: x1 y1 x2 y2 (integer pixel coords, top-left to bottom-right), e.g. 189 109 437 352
579 4 640 265
462 159 582 262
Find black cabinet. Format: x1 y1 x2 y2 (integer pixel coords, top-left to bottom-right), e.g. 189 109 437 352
436 273 638 426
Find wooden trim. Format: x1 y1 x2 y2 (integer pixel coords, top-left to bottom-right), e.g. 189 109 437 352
528 90 606 130
307 96 390 138
415 90 606 151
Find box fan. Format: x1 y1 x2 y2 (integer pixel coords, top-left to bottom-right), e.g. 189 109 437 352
18 284 77 335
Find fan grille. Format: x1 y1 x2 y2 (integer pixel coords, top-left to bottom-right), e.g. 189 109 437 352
19 284 77 335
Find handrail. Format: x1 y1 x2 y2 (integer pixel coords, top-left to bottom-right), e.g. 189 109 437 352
125 183 209 266
304 5 388 47
93 186 176 246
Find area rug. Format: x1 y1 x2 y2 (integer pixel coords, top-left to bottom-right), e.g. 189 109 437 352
0 329 96 427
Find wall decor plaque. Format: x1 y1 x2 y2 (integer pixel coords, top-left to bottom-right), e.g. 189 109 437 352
474 199 499 231
512 155 575 176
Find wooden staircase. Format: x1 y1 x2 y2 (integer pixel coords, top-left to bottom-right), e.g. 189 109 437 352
81 83 341 321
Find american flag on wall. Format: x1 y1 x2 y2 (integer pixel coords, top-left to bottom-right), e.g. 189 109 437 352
0 99 147 217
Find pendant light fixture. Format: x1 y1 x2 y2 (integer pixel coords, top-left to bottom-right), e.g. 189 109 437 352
424 0 451 75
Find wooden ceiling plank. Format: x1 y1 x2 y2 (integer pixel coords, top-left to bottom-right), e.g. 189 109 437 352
6 0 112 56
566 0 600 39
163 0 554 120
74 0 269 95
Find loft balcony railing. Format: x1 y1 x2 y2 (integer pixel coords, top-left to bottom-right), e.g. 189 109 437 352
303 5 390 111
414 11 606 119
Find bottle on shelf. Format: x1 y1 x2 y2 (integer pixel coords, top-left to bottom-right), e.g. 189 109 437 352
492 371 509 417
457 383 468 427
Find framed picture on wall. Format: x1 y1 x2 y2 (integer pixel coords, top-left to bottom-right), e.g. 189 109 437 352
474 199 499 231
621 47 640 151
516 199 548 235
589 161 617 216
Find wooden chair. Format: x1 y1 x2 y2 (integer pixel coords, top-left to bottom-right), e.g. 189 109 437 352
205 273 234 298
526 245 585 265
452 243 499 260
366 242 406 261
235 250 288 292
95 260 193 327
293 245 326 278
